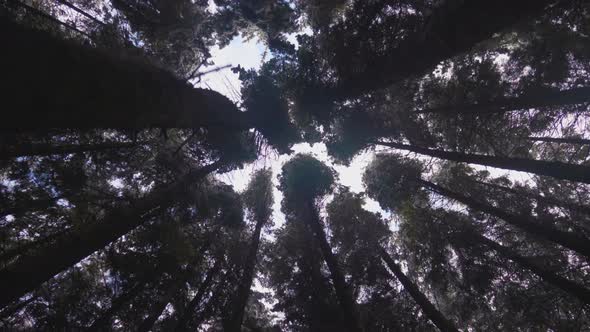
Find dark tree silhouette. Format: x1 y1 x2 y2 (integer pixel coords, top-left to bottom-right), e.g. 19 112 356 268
0 162 220 308
375 141 590 184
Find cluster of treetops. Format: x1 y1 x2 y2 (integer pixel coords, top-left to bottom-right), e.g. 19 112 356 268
1 0 590 330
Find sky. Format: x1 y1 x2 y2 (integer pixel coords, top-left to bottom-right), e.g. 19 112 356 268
194 33 391 230
194 32 535 231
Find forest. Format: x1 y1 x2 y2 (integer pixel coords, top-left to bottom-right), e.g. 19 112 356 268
1 0 590 330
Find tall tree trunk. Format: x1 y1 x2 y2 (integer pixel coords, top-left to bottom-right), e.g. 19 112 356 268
173 260 222 332
0 230 68 265
305 201 363 332
326 0 558 101
225 216 266 331
56 0 105 26
0 18 251 130
0 161 220 309
419 179 590 259
0 196 61 219
470 234 590 305
375 141 590 184
379 248 459 332
0 296 36 320
90 233 218 331
5 0 91 37
415 87 590 114
191 273 228 329
136 278 182 332
88 281 148 331
471 179 590 216
0 141 141 160
526 136 590 145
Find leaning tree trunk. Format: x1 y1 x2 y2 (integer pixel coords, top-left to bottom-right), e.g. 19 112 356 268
0 296 36 320
376 141 590 184
0 161 220 309
0 230 68 265
470 234 590 305
136 277 184 332
225 215 267 331
305 201 363 332
415 87 590 115
0 196 61 219
526 136 590 145
379 248 459 332
0 18 251 130
0 141 141 160
56 0 105 26
326 0 558 101
471 179 590 216
88 281 148 331
419 179 590 259
173 260 222 332
91 222 214 332
191 273 228 330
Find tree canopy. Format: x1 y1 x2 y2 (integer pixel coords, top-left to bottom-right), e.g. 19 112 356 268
2 0 590 330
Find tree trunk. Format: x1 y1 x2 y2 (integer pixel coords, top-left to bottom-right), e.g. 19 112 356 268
192 273 228 329
225 216 266 331
379 248 458 332
326 0 557 101
471 179 590 216
173 260 222 332
97 236 214 332
0 230 68 265
526 136 590 145
88 281 147 331
0 18 251 130
375 141 590 184
0 141 141 160
0 296 36 320
415 87 590 114
0 161 220 309
473 234 590 305
419 179 590 259
136 278 182 332
0 196 61 219
56 0 105 26
5 0 91 37
305 201 363 332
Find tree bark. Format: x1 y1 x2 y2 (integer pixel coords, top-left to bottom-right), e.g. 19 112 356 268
0 141 141 160
415 87 590 115
325 0 559 101
0 161 220 309
0 18 252 130
526 136 590 145
473 234 590 305
375 141 590 184
471 179 590 216
173 260 222 332
225 215 266 331
305 201 363 332
379 248 458 332
419 179 590 259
